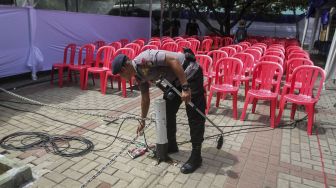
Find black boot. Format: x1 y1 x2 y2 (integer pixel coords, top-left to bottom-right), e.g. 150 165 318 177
180 145 202 174
167 140 179 154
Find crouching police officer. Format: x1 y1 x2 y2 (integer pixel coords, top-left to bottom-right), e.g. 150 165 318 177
111 49 205 174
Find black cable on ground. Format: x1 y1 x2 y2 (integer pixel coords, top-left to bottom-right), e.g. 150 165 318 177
0 132 94 157
0 104 143 152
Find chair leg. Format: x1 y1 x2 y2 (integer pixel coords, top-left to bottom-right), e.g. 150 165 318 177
306 104 315 135
102 73 108 94
270 99 277 128
232 93 238 120
100 72 106 94
244 80 249 97
252 99 258 113
276 98 287 126
58 68 64 88
206 90 214 114
91 74 95 86
290 103 297 120
67 69 72 82
278 85 288 109
84 71 89 90
121 79 127 97
79 70 85 90
215 93 221 107
240 94 250 121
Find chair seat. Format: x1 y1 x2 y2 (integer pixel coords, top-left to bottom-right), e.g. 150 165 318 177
284 81 302 88
69 64 89 70
210 84 239 92
53 63 68 68
248 89 278 99
233 75 251 81
255 78 277 85
87 67 109 72
284 94 318 104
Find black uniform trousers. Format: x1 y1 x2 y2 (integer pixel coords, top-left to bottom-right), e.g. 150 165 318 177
163 67 206 146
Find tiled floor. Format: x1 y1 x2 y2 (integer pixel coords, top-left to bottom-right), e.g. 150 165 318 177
0 77 335 188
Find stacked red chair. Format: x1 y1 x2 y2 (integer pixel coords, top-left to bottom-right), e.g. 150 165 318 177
51 43 76 88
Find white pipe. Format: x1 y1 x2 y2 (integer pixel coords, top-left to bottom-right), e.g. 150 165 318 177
301 18 309 47
154 99 167 145
324 30 336 81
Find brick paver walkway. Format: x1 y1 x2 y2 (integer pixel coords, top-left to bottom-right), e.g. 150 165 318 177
0 78 335 188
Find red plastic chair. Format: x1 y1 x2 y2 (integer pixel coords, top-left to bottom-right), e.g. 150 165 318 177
161 42 178 52
240 62 283 128
84 46 114 94
229 45 243 53
94 40 106 49
264 51 285 60
233 53 255 96
222 37 233 46
51 43 76 87
177 40 191 52
212 36 222 49
279 58 314 107
195 54 213 90
206 50 228 89
132 39 145 48
148 40 161 48
120 38 129 47
109 42 122 51
276 65 325 135
245 49 262 63
141 45 158 52
238 43 249 50
239 41 251 47
197 38 213 54
259 55 284 67
206 57 243 119
219 46 237 57
68 44 95 89
103 48 135 97
288 52 310 60
189 39 201 54
125 43 141 56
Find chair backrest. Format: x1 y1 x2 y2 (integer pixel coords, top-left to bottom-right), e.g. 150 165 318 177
149 37 160 42
132 39 145 48
141 45 159 51
212 36 222 49
222 37 233 46
288 53 310 60
148 40 161 48
289 65 325 100
229 45 243 53
173 36 184 40
207 50 228 66
214 57 243 86
94 40 106 49
161 42 178 52
246 38 258 45
177 40 192 52
260 55 284 67
78 44 95 66
124 43 141 56
252 44 266 54
114 48 135 60
109 42 122 51
238 43 249 50
219 46 237 57
119 38 129 47
195 54 212 76
189 39 201 54
245 48 262 62
95 46 114 68
251 62 283 93
233 52 255 76
63 43 77 65
285 58 314 82
264 51 285 60
239 41 251 47
200 39 213 52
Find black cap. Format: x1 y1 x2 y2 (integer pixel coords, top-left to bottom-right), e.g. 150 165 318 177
112 54 127 75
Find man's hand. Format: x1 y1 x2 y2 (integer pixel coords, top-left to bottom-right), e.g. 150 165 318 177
181 89 191 103
137 120 145 135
